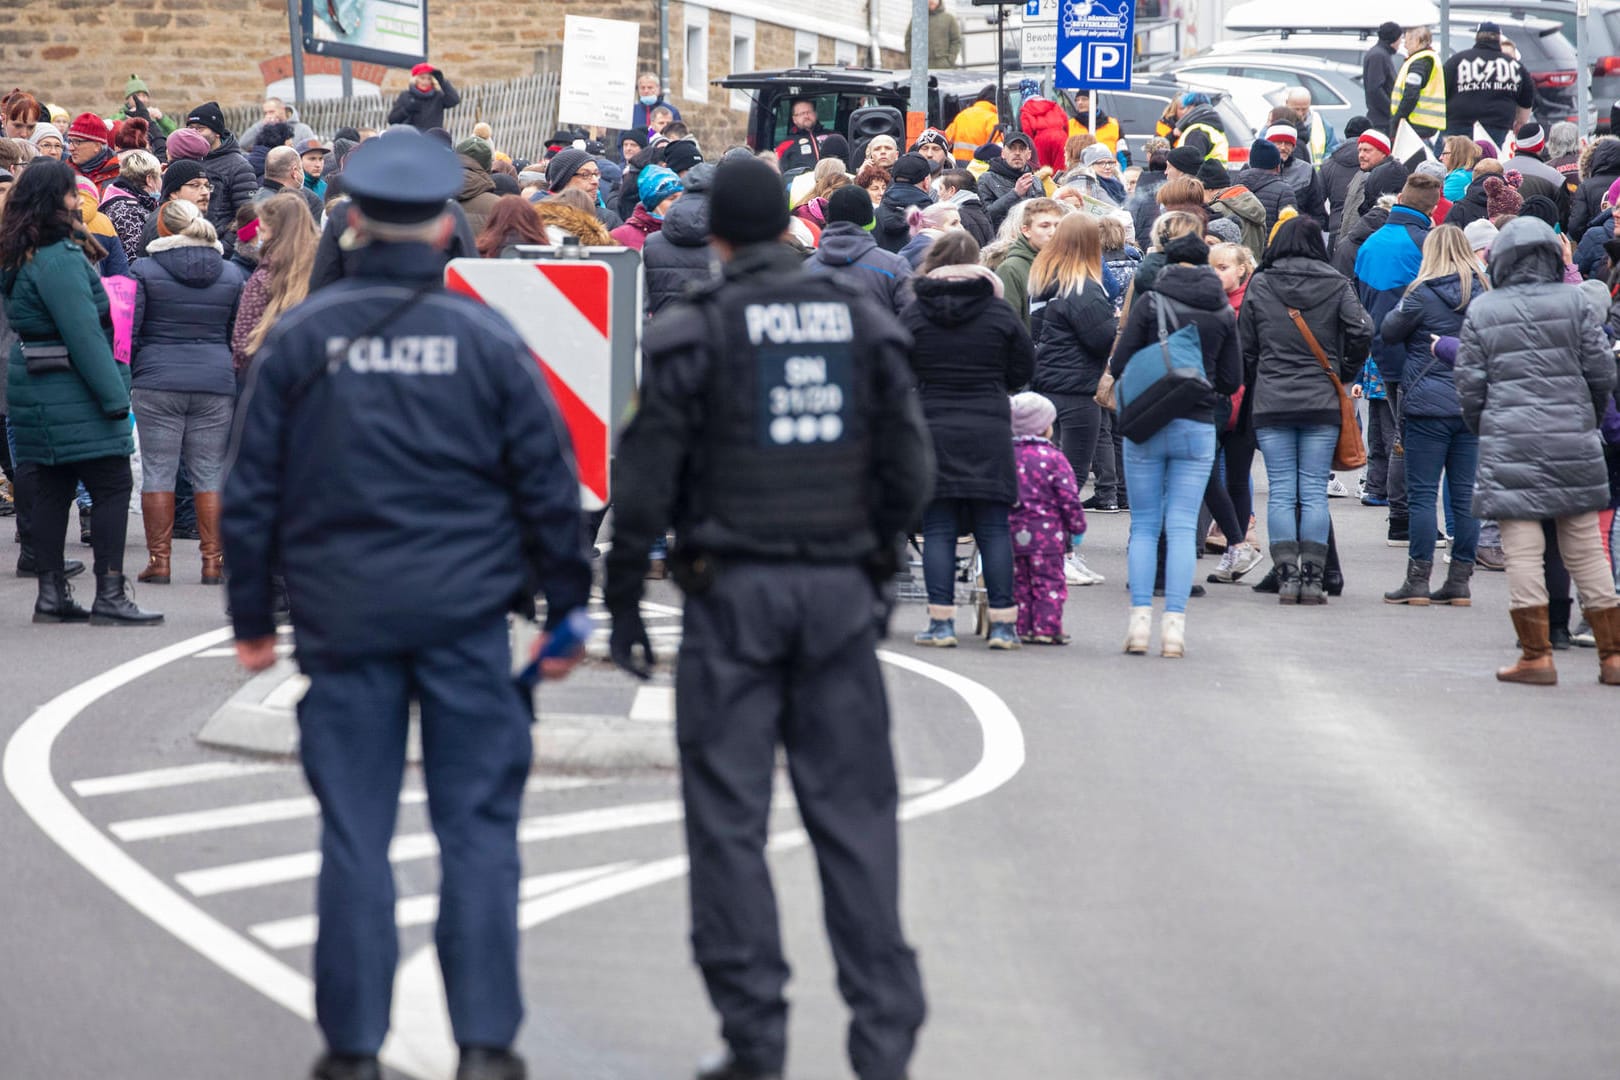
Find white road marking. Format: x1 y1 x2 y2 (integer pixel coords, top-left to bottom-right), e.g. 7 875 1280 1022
111 789 429 842
193 643 294 659
249 862 634 950
72 761 286 798
627 685 674 723
176 799 687 896
6 633 1023 1080
382 650 1025 1079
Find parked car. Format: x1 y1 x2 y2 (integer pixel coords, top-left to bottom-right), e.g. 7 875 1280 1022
1152 53 1364 138
1212 13 1578 128
1091 75 1262 166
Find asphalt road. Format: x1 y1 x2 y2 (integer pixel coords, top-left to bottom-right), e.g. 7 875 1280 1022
2 486 1618 1080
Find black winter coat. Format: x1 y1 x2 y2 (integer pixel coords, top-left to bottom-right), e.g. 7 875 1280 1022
1238 256 1372 430
1319 140 1362 237
309 197 478 293
952 194 995 246
979 159 1033 230
1333 203 1391 278
1570 140 1620 243
1109 264 1242 427
1358 157 1408 220
1127 169 1168 250
1234 168 1299 236
1442 174 1493 230
130 237 247 398
1029 277 1117 396
200 135 259 255
386 74 462 131
1380 273 1479 419
901 272 1035 503
642 192 715 315
875 183 935 253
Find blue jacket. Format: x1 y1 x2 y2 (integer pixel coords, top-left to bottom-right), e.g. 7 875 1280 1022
1354 204 1430 382
130 237 246 397
1575 208 1616 279
221 241 593 656
1379 273 1481 419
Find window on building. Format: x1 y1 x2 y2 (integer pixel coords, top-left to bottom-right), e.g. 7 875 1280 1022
835 39 858 67
684 6 710 102
731 17 756 110
795 30 818 69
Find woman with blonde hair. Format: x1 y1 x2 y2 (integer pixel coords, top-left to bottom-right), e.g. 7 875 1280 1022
1441 135 1481 202
231 192 318 376
792 156 850 229
1380 223 1491 606
1028 212 1118 581
99 149 160 262
130 197 247 586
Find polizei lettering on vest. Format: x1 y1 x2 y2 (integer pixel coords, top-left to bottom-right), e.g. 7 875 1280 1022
744 302 855 345
325 336 459 375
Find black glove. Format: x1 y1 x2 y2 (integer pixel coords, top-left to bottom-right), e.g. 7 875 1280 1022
432 68 445 82
609 604 655 680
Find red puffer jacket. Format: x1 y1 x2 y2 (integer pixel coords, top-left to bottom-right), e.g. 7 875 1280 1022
1019 98 1076 172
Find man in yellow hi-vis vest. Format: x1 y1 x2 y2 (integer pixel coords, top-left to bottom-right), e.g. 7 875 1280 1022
1171 91 1230 163
945 86 1001 163
1392 26 1446 142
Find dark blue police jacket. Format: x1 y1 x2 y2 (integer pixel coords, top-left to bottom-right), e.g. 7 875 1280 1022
222 241 592 660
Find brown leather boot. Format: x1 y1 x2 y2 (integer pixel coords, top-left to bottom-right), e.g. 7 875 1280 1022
137 492 174 584
1584 605 1620 686
1497 605 1557 685
194 491 223 585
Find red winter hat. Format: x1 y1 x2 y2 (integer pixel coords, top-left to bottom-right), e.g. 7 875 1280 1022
68 111 109 145
1357 129 1391 155
1484 175 1523 218
411 63 434 77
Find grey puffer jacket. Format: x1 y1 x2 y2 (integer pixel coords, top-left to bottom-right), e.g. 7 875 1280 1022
1456 218 1618 520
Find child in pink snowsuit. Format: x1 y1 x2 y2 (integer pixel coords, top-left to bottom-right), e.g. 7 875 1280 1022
1009 392 1087 643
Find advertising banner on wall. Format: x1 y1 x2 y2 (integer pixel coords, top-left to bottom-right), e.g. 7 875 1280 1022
301 0 428 70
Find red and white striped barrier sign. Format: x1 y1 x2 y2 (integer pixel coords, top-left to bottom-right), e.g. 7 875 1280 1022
446 259 613 510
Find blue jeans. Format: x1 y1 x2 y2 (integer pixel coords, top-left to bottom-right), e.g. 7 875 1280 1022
1256 424 1338 547
921 498 1014 610
1403 415 1479 564
1122 417 1215 613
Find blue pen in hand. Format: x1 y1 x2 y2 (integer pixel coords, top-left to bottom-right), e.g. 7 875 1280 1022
515 608 593 691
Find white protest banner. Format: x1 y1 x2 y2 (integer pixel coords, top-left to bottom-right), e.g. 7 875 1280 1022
558 15 641 130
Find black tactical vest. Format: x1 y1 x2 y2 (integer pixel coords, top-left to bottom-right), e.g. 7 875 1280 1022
690 275 875 553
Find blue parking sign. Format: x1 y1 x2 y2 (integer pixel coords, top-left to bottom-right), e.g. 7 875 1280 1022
1054 0 1135 90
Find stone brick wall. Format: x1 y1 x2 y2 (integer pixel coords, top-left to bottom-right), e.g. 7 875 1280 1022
0 0 883 154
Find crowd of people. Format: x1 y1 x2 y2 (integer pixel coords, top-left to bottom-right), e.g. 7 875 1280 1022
1 53 1618 686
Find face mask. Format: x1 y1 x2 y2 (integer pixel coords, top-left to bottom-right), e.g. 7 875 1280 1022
639 95 658 106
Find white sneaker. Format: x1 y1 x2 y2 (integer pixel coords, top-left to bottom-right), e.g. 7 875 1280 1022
1208 547 1240 583
1229 542 1264 579
1067 552 1104 585
1327 474 1350 498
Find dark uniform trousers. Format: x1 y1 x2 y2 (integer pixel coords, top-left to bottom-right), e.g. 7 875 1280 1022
676 561 927 1080
296 616 532 1056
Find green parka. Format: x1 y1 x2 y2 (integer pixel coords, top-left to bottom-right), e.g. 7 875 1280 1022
3 238 133 465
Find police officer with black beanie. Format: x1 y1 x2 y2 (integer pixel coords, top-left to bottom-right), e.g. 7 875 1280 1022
605 156 933 1080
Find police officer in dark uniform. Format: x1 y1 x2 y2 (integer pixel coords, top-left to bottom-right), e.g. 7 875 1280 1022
604 157 934 1080
222 128 592 1080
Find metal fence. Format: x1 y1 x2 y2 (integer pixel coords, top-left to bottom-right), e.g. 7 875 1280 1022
223 72 561 162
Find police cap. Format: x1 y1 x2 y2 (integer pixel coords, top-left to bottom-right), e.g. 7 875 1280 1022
340 128 463 225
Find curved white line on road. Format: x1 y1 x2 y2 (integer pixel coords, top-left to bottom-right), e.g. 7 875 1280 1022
5 634 1024 1080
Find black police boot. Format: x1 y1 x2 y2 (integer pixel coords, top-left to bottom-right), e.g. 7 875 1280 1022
457 1046 527 1080
88 572 165 627
310 1052 381 1080
696 1049 783 1080
1251 563 1281 594
33 571 91 624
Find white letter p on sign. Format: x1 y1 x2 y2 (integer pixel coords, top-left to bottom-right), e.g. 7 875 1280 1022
1089 44 1122 80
